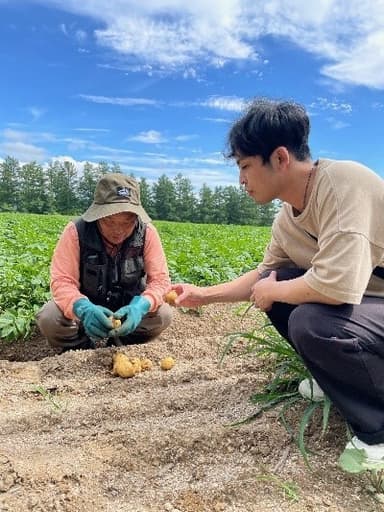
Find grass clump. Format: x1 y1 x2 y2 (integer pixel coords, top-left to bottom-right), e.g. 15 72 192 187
221 312 332 465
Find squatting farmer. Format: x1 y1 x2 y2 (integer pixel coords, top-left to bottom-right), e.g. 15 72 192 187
37 173 172 351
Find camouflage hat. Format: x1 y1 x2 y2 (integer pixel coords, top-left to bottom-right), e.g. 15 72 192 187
82 173 151 223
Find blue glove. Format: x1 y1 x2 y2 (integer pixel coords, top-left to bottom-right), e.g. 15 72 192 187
73 298 114 341
112 296 151 337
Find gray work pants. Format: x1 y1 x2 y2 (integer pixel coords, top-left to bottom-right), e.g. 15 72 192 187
261 268 384 445
36 300 173 351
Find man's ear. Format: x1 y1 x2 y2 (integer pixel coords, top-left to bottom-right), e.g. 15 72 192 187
271 146 290 169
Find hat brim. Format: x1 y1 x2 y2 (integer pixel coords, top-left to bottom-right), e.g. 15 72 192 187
82 202 151 223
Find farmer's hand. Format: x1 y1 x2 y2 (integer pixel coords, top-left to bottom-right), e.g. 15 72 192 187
73 298 113 340
250 271 277 312
112 296 151 336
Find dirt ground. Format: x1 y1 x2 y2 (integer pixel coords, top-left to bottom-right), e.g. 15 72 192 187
0 303 382 512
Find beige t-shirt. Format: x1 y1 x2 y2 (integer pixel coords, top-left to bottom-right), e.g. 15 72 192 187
258 159 384 304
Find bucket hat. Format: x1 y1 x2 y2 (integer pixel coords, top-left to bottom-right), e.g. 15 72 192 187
82 173 151 223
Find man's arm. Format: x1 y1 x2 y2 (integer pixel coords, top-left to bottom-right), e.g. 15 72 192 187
251 272 343 312
172 268 261 308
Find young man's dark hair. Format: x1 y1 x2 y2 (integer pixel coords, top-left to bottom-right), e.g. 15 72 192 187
226 98 311 163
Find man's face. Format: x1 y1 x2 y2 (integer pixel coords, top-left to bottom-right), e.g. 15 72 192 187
98 211 137 245
237 155 276 204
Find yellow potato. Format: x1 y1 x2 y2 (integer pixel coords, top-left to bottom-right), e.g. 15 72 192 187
140 358 153 371
160 356 175 371
164 290 178 306
112 352 136 378
130 357 142 375
110 317 121 329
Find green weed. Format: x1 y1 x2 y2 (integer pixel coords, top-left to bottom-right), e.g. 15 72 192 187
256 473 300 502
32 384 65 412
221 317 333 465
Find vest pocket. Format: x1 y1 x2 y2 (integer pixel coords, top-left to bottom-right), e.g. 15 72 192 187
83 262 108 297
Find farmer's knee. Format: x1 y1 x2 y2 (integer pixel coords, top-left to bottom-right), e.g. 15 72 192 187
36 300 79 344
138 303 173 337
36 300 58 335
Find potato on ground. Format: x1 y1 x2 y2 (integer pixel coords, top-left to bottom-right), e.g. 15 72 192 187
130 357 142 375
112 353 136 378
112 353 154 378
140 358 153 371
160 356 175 370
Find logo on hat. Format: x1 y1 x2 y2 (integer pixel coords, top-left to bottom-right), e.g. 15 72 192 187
117 186 131 198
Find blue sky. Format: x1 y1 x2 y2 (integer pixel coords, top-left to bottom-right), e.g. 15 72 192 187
1 0 383 191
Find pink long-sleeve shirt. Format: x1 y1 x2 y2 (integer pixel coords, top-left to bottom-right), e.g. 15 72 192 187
50 221 170 319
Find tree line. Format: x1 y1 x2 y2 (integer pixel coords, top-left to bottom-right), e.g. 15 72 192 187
0 156 279 226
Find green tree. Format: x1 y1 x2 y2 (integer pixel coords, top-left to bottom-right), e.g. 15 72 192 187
197 184 215 223
239 188 261 225
0 156 20 211
258 201 279 226
211 186 227 224
47 160 78 214
152 174 177 221
96 161 111 175
77 162 102 211
139 177 155 219
174 173 197 222
18 161 50 213
110 162 122 173
222 186 243 225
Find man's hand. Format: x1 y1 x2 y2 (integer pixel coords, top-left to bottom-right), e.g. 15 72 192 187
169 284 205 308
250 271 277 312
112 296 151 337
73 298 113 340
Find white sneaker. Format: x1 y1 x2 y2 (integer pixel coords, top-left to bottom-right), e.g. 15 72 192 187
298 378 325 402
345 436 384 464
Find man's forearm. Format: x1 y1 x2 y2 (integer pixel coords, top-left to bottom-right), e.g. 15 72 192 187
273 276 343 305
201 269 261 304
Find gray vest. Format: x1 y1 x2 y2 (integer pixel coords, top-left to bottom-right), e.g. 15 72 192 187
75 218 146 310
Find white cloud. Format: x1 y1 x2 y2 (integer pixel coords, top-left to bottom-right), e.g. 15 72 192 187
42 150 236 190
175 134 198 142
48 155 90 175
79 94 160 106
75 29 87 42
1 129 49 161
0 140 47 162
0 129 53 162
59 23 68 36
128 130 167 144
73 127 110 132
32 0 384 88
309 97 352 114
322 31 384 89
28 106 45 120
201 95 246 112
201 117 230 123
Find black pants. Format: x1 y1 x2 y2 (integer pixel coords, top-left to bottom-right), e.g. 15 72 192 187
262 268 384 445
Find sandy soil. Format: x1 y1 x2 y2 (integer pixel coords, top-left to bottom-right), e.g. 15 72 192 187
0 304 382 512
